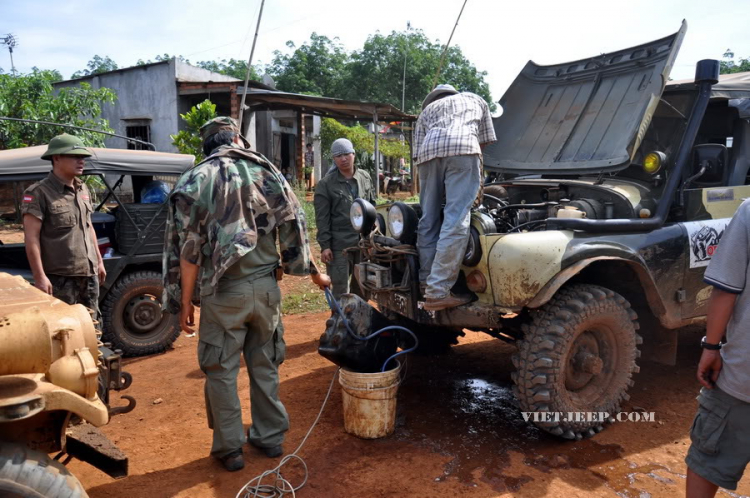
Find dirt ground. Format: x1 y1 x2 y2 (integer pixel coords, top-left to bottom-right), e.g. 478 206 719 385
68 294 750 498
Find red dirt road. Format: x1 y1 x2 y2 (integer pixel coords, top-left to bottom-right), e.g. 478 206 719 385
71 309 750 498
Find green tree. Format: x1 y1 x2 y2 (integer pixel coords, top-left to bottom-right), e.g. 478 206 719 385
196 58 260 80
346 30 494 113
136 54 192 65
266 33 350 96
170 99 217 162
319 118 409 174
71 55 119 79
720 49 750 74
0 69 117 150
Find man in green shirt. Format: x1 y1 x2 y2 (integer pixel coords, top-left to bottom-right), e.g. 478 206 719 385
163 117 330 472
314 138 375 301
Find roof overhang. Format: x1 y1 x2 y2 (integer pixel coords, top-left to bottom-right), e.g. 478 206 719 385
240 89 416 122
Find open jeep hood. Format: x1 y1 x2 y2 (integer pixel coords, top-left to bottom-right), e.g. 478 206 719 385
484 21 686 175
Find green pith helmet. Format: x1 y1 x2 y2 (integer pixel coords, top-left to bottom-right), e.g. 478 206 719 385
199 116 251 148
41 134 93 161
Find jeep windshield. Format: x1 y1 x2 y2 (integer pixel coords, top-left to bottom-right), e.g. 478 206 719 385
484 21 686 176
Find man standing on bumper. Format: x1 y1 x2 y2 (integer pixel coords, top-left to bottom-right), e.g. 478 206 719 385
314 138 375 301
21 134 105 317
413 84 496 311
163 117 330 472
685 199 750 497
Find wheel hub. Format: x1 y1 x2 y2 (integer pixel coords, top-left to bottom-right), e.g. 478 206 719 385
124 295 161 333
565 332 602 391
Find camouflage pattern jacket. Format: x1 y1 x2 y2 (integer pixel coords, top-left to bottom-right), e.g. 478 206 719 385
162 144 313 313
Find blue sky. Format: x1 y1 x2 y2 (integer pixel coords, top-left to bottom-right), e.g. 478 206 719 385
2 0 750 106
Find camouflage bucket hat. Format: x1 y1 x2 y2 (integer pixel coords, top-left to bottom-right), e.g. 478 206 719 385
41 133 93 161
199 116 251 148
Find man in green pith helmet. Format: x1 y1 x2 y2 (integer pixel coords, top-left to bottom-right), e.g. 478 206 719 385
163 116 330 472
21 133 105 318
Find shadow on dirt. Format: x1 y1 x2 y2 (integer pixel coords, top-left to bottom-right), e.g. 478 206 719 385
87 326 707 497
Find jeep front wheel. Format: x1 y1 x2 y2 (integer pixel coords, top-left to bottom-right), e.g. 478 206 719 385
101 270 180 357
511 284 642 439
0 443 87 498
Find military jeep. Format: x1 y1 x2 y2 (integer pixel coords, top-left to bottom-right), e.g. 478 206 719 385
323 23 750 439
0 146 194 356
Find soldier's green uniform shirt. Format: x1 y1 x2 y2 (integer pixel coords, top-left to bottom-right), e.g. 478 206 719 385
314 167 375 251
314 167 375 300
20 172 98 277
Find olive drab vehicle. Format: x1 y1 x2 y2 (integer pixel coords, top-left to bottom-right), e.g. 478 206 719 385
319 22 750 439
0 273 133 497
0 147 195 357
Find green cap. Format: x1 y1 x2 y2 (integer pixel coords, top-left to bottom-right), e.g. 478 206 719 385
41 133 93 161
199 116 251 148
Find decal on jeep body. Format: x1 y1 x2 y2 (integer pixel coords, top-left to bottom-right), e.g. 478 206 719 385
683 219 730 268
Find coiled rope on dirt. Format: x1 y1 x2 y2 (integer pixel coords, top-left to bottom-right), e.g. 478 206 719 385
235 365 339 498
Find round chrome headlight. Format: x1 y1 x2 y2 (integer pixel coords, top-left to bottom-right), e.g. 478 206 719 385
387 204 405 239
350 198 377 234
387 202 418 244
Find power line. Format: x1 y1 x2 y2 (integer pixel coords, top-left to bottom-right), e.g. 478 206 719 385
431 0 469 89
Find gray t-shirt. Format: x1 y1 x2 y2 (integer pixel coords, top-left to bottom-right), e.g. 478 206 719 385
703 199 750 402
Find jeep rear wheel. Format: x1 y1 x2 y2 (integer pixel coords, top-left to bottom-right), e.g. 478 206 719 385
0 443 87 498
102 270 180 357
511 284 642 439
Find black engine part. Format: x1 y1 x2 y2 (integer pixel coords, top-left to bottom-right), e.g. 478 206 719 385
318 294 398 372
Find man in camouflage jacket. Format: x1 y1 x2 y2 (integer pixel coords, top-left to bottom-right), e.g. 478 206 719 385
162 117 330 471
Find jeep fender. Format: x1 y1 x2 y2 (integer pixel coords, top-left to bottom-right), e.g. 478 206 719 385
488 233 670 325
526 255 666 320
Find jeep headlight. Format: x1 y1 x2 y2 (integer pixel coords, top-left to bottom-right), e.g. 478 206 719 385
643 151 666 174
387 202 418 245
350 198 377 234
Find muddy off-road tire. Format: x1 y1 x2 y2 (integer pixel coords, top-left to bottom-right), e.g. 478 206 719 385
511 284 642 440
102 270 180 357
0 443 87 498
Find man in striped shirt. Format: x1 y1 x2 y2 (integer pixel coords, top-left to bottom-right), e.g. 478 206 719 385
413 84 496 311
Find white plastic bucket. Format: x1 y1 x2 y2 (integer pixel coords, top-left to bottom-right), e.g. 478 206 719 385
338 361 401 439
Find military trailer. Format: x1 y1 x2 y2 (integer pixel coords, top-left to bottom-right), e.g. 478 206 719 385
321 22 750 439
0 146 194 356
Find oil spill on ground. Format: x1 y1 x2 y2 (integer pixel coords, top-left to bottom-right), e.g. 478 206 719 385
392 343 683 496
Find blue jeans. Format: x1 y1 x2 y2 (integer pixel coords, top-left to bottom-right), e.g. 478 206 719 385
417 155 481 299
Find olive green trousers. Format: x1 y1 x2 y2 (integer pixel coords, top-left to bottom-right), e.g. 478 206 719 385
197 275 288 458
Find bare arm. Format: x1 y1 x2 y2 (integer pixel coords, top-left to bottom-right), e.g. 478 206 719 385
89 223 106 283
697 287 736 388
179 258 200 334
23 214 52 294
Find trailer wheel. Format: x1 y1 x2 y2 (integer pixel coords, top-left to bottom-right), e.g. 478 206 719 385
0 443 87 498
102 270 180 357
511 284 642 439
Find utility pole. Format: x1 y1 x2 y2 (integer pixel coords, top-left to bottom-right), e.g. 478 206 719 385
1 34 18 74
401 22 410 112
238 0 266 133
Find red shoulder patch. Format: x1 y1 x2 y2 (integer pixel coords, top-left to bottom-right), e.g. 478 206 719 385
81 194 90 201
22 195 34 203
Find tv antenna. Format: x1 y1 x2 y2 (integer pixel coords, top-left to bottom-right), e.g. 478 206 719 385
1 34 18 74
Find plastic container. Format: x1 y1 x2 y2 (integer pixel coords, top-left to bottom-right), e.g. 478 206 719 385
557 206 586 219
338 360 401 439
